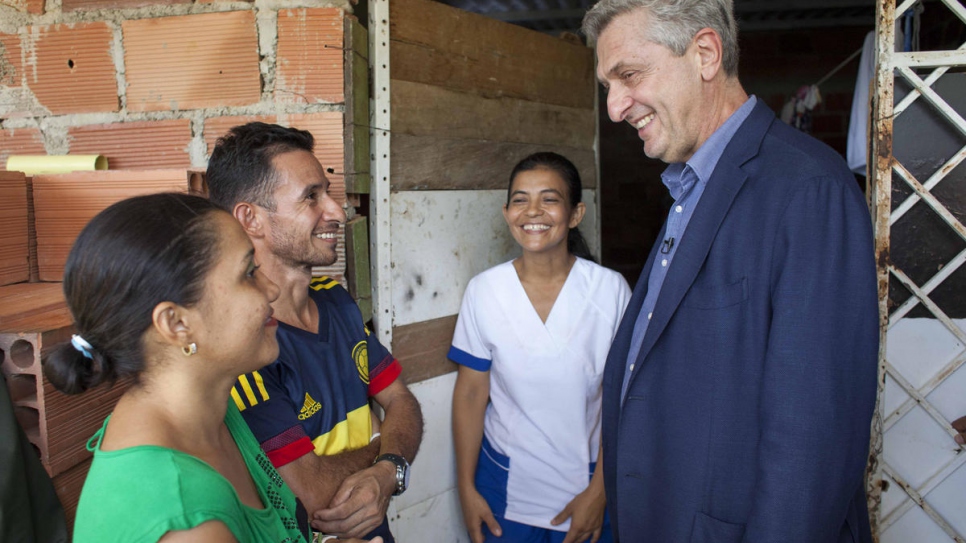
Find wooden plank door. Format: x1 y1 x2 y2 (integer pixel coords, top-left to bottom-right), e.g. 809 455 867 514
365 0 598 537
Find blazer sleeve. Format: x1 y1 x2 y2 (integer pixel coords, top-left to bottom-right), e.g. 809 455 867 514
742 175 879 542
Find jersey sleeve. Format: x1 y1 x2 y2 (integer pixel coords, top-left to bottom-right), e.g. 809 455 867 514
366 326 401 396
231 366 314 467
447 278 492 372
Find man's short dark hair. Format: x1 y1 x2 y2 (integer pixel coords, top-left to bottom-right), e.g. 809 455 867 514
206 122 315 212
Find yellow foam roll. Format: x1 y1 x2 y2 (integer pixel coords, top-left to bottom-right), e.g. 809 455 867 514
6 155 108 175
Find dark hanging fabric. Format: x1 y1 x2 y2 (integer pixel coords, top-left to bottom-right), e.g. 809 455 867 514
0 373 69 543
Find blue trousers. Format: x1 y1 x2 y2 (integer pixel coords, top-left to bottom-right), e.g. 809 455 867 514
474 437 613 543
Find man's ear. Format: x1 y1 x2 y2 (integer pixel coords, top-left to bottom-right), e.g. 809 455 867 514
233 202 262 237
152 301 194 350
693 27 723 81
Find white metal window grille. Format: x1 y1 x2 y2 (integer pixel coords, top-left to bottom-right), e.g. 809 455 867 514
869 1 966 542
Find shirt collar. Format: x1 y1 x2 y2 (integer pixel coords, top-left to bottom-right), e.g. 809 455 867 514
661 95 758 200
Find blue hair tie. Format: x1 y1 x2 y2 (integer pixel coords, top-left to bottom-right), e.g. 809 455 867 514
71 334 95 360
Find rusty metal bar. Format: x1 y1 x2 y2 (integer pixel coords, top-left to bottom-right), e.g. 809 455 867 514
871 1 966 541
868 0 897 536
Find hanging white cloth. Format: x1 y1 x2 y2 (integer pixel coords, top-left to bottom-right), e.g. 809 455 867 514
847 31 876 175
847 25 905 176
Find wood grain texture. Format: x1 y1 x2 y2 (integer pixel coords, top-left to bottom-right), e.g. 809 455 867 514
390 134 596 191
392 314 457 384
392 80 595 149
389 0 594 109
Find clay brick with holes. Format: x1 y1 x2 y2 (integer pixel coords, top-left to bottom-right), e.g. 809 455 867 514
68 119 192 170
1 289 132 477
123 11 260 112
27 21 118 115
32 170 191 282
276 8 345 105
0 171 29 286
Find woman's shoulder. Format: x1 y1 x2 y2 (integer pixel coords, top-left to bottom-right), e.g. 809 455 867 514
574 258 629 291
466 260 516 291
75 448 240 542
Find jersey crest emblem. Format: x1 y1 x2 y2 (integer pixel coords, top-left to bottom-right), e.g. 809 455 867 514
298 392 322 421
352 340 369 384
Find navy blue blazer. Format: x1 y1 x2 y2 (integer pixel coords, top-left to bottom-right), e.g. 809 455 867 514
602 102 878 543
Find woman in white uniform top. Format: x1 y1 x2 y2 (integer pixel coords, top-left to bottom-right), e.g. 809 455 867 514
450 152 631 543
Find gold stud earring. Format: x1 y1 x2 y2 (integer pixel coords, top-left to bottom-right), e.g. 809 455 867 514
182 343 197 356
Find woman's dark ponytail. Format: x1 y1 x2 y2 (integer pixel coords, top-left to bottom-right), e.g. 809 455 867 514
42 193 223 394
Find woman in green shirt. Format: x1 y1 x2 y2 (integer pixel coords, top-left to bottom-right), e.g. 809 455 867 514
43 193 381 543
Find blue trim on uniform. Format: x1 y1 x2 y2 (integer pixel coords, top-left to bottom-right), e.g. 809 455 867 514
448 346 491 371
473 436 613 543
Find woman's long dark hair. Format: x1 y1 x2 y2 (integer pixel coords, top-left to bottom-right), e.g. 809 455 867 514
43 193 223 394
507 152 596 262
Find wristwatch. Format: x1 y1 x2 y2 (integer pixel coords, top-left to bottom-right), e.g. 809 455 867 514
374 453 410 496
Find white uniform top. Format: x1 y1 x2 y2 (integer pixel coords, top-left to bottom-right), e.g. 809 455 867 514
450 258 631 531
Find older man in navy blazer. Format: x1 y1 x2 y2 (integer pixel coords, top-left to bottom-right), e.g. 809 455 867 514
583 1 879 542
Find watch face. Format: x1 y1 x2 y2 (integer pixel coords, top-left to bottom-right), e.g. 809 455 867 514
401 463 410 491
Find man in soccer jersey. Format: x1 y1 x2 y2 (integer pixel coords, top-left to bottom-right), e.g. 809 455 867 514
207 122 423 542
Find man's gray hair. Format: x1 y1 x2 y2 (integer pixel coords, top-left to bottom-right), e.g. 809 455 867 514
582 0 739 77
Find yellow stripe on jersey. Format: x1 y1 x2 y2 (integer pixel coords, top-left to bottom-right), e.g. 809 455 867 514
230 387 247 412
252 370 269 401
309 276 339 291
311 404 372 456
238 374 258 406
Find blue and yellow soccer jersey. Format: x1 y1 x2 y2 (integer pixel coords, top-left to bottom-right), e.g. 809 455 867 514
232 277 401 467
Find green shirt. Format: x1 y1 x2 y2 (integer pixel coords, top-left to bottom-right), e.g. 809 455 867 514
73 402 308 543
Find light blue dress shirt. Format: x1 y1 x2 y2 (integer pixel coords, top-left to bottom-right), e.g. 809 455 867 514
622 96 758 400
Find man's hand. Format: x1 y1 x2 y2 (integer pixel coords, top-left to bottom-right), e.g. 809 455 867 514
953 416 966 446
551 482 605 543
458 487 502 543
312 461 396 538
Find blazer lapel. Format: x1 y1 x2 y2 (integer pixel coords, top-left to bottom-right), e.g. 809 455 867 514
604 222 666 392
622 101 776 397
